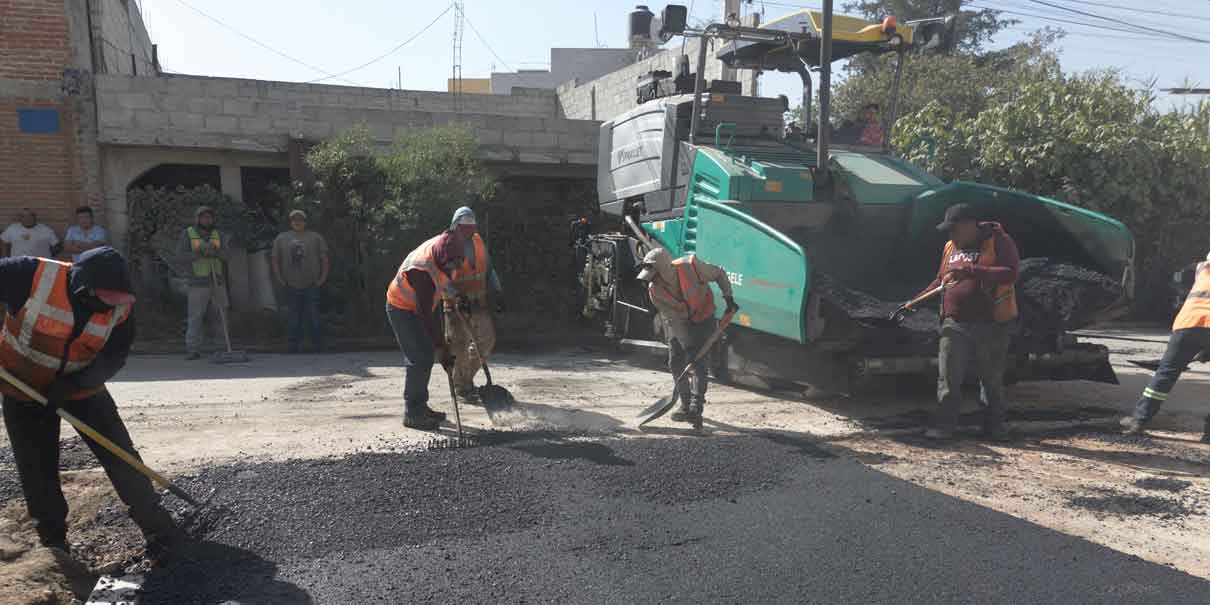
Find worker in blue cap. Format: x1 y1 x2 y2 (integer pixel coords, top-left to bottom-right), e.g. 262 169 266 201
443 206 504 405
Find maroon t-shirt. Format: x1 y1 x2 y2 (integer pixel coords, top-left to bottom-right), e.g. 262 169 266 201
919 222 1020 323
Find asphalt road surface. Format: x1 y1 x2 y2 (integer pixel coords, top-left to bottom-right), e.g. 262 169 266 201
140 432 1209 604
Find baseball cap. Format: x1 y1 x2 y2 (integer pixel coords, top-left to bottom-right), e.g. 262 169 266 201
936 203 979 232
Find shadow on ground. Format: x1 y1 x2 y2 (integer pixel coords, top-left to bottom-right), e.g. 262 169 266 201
140 540 311 604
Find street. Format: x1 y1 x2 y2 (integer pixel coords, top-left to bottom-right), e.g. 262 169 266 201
3 327 1210 602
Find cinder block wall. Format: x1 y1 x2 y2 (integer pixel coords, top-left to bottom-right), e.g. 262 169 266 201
557 37 755 121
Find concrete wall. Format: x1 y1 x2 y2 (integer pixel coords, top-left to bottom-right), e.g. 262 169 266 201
490 48 637 94
557 36 755 121
94 0 156 76
94 74 599 162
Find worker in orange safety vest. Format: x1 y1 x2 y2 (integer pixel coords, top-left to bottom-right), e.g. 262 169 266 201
386 230 466 431
638 248 738 426
1122 251 1210 441
445 206 504 405
0 247 180 560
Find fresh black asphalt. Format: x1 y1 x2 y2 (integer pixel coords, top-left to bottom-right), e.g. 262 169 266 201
141 431 1209 604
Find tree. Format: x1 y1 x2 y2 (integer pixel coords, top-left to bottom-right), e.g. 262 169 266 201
894 73 1210 313
288 124 495 330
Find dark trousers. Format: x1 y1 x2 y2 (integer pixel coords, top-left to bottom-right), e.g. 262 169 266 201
668 319 716 408
285 286 324 352
2 390 174 547
1133 327 1210 423
386 304 434 417
936 319 1011 432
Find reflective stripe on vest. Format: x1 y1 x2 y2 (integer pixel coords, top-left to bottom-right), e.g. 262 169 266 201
187 226 222 277
941 237 1018 323
0 259 129 400
1174 262 1210 330
452 234 489 304
648 255 716 323
386 234 458 311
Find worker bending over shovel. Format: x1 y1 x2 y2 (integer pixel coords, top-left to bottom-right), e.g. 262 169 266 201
0 248 181 559
638 248 738 425
445 207 504 405
1121 251 1210 441
386 230 466 430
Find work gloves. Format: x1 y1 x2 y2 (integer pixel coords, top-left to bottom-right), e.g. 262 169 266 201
724 296 740 314
456 297 473 316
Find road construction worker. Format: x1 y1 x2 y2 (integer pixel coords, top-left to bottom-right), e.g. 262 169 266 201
175 206 227 360
445 207 504 404
911 203 1019 441
0 247 180 558
637 248 738 426
1121 251 1210 441
386 230 466 430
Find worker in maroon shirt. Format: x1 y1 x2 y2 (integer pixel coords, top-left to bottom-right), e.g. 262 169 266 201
910 203 1020 441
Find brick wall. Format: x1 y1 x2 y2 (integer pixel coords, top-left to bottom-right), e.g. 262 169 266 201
0 0 90 238
0 98 87 230
0 0 72 80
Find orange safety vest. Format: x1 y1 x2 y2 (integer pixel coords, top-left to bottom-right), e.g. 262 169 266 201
0 259 130 401
452 233 489 305
1173 262 1210 330
941 237 1018 323
648 255 717 323
386 234 459 312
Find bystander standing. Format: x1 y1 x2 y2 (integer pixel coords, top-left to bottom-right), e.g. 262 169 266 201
271 210 330 353
1 208 59 258
63 206 109 262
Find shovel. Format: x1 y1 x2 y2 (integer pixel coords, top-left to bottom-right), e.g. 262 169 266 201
888 281 950 324
209 271 249 364
458 311 515 410
636 310 735 428
0 367 209 509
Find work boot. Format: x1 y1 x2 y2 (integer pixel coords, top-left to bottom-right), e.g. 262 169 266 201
982 426 1011 443
421 406 448 422
1120 416 1146 435
456 388 482 406
144 527 187 566
403 414 441 431
670 399 693 423
687 400 704 429
184 351 201 361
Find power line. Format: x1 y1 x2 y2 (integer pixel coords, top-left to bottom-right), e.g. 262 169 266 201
463 13 514 73
171 0 360 85
970 3 1202 39
1026 0 1210 43
1038 0 1210 24
309 4 454 84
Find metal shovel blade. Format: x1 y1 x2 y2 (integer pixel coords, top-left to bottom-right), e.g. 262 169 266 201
478 383 515 412
636 395 677 427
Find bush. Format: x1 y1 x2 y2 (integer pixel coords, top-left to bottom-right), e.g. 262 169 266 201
286 124 496 332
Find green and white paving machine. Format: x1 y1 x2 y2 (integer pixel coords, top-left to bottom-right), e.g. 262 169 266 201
574 3 1134 396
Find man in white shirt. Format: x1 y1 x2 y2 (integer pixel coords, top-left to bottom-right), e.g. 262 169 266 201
1 208 60 258
63 206 109 262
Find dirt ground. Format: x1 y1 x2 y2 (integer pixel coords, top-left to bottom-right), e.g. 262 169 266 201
2 325 1210 602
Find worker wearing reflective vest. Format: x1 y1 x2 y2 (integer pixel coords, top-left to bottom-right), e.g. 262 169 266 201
175 206 228 360
1122 252 1210 441
386 230 465 431
445 207 504 404
0 247 179 557
912 203 1019 441
638 248 738 425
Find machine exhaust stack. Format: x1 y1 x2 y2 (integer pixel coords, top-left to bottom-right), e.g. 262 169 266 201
816 0 833 183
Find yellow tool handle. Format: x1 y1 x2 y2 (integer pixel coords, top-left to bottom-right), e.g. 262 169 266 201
0 367 195 505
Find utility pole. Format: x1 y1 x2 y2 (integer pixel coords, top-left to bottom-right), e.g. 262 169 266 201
720 0 742 82
452 0 465 113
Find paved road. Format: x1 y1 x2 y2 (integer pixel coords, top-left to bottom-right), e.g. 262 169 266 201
140 432 1208 604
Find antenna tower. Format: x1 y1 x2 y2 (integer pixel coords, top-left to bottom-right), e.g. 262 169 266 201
452 0 465 113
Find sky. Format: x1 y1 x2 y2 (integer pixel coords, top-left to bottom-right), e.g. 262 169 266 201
139 0 1208 112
